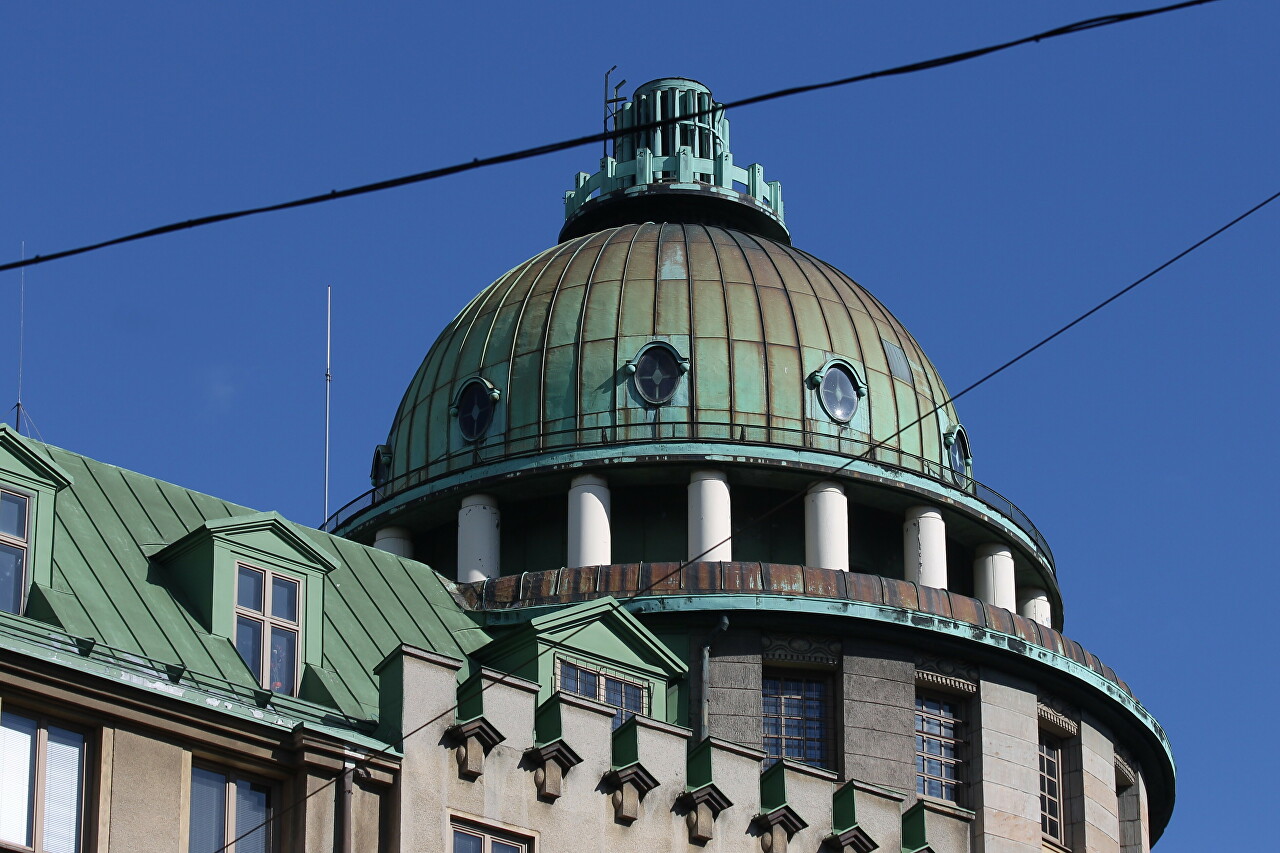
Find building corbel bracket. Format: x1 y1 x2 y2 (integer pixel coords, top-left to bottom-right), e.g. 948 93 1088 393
604 762 659 824
821 824 878 853
676 782 733 842
446 716 505 781
524 739 583 801
752 805 807 853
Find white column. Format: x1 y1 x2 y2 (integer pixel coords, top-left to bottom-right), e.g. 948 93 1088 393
973 543 1016 611
567 474 611 568
805 480 848 571
688 469 732 562
904 505 947 589
1018 588 1053 627
372 526 413 559
457 494 500 583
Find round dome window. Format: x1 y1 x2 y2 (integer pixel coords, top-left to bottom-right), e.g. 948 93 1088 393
633 345 682 405
819 364 860 423
455 380 497 442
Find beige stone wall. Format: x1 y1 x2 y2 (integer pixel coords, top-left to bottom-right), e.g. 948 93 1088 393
104 729 187 853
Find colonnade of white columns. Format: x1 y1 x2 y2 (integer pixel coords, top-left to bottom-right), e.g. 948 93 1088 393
371 470 1053 626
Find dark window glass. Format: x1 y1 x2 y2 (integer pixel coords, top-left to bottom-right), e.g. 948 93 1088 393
237 566 264 611
0 491 27 539
0 541 24 614
633 347 681 405
270 576 298 622
915 695 963 803
235 778 272 853
189 768 227 853
819 365 859 423
761 674 830 769
456 381 496 441
236 617 263 683
559 660 646 729
268 627 297 696
452 831 483 853
1039 733 1064 841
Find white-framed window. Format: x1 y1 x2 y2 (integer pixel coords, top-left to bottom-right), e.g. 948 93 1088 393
915 694 963 802
1039 731 1066 844
0 708 89 853
188 765 275 853
556 659 648 729
233 564 301 696
0 487 31 615
451 818 531 853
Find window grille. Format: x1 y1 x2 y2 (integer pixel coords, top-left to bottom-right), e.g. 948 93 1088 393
915 694 963 802
761 673 831 768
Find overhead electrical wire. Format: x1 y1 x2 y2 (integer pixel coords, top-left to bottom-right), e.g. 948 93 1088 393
0 0 1219 277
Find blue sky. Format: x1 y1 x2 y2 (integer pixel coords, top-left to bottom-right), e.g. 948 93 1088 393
2 2 1276 847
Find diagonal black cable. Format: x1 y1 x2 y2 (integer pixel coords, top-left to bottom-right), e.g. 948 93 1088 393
0 0 1220 277
213 176 1277 853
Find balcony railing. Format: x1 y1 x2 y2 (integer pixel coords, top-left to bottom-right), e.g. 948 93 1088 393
323 422 1054 574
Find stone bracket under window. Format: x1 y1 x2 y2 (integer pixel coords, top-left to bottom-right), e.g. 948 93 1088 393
675 783 733 843
446 717 506 780
524 739 582 801
820 825 878 853
603 762 659 823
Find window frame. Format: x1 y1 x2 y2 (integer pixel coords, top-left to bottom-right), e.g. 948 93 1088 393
450 816 534 853
554 657 649 729
760 669 834 770
0 485 32 616
188 763 278 853
1039 731 1067 845
232 563 302 696
0 706 92 853
914 692 965 804
626 341 689 408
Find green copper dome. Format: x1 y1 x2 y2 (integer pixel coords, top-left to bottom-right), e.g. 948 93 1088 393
380 221 963 492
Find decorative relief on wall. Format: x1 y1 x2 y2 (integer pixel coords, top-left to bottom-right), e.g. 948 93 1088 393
1037 694 1080 737
914 656 977 694
1114 744 1139 788
762 634 840 667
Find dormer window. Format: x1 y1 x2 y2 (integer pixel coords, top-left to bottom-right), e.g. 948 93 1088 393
0 488 31 614
235 564 301 696
627 342 689 406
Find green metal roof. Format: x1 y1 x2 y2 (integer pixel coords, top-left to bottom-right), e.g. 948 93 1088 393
380 222 960 509
9 433 488 723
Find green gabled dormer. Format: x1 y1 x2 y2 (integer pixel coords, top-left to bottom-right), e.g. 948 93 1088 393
475 596 687 727
0 424 73 620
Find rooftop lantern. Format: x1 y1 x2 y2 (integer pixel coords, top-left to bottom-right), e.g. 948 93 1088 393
561 78 788 243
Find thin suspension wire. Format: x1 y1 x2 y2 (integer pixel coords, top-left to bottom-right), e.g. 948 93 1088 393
213 177 1276 853
0 0 1221 277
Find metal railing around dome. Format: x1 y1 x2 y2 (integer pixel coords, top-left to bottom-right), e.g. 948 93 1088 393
323 422 1055 574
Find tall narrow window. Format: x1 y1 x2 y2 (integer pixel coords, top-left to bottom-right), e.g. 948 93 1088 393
0 488 31 614
234 564 301 696
761 673 831 768
0 710 87 853
1039 732 1066 844
557 660 647 729
189 766 275 853
915 694 963 802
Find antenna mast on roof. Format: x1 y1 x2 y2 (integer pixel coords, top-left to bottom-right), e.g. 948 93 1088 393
323 286 332 526
10 242 43 441
603 66 626 159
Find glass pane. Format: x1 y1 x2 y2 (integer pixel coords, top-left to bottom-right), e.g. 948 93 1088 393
271 576 299 623
578 670 598 699
453 828 483 853
42 726 85 853
493 841 522 853
269 627 297 695
0 711 37 847
234 779 272 853
0 542 24 615
0 492 27 539
237 566 264 612
189 768 227 853
236 616 263 683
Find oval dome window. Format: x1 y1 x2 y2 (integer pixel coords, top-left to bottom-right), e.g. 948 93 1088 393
819 364 860 423
455 380 496 442
634 346 682 405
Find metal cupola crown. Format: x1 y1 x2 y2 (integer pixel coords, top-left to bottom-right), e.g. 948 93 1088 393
560 78 789 244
